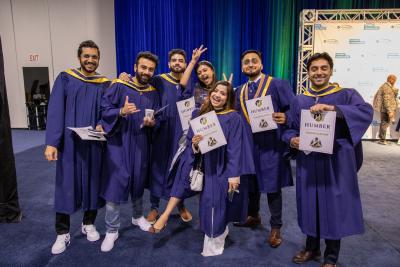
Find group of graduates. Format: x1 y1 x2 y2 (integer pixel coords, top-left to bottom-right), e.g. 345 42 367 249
44 40 373 267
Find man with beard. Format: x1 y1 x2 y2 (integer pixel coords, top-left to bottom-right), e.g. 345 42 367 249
45 40 110 254
146 49 194 224
100 51 159 252
283 52 373 267
234 50 294 248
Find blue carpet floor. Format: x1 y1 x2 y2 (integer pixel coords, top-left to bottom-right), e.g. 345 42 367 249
11 129 45 153
0 140 399 267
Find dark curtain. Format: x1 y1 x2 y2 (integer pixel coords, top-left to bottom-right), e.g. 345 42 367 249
115 0 400 88
0 36 21 223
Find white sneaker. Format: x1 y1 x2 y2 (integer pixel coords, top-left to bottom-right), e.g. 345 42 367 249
81 224 100 242
101 232 119 252
51 233 70 255
131 216 152 232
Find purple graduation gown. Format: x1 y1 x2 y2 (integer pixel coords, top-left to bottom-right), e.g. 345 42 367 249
100 79 159 203
282 86 373 239
235 74 294 193
168 136 197 200
45 69 110 214
197 110 255 237
168 81 210 199
149 74 187 199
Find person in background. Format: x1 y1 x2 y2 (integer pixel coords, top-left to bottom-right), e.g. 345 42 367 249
373 74 398 145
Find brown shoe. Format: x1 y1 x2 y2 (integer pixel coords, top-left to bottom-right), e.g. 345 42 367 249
233 215 261 228
178 207 192 222
320 264 336 267
378 140 388 145
146 209 159 224
269 228 282 248
292 249 321 264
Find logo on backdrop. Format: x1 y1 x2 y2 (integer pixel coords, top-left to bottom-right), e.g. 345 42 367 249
337 25 352 30
358 81 373 86
335 53 350 59
364 24 380 30
387 53 400 59
349 39 365 45
373 67 388 73
323 39 338 44
376 39 391 44
315 24 327 31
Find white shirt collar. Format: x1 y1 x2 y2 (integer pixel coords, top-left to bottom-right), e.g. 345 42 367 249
248 73 262 84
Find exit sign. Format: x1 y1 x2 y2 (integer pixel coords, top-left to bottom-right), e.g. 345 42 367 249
28 54 39 62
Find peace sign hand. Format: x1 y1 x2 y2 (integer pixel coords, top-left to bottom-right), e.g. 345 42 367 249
191 45 208 63
223 73 233 84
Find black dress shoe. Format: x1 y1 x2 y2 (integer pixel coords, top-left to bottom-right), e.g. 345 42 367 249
292 249 321 264
233 215 261 228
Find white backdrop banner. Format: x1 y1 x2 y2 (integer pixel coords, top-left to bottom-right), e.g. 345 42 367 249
313 21 400 139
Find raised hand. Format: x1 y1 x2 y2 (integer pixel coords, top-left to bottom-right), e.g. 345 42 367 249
222 73 233 84
121 96 140 116
191 45 208 63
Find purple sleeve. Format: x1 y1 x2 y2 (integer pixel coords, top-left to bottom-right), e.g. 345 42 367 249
335 89 373 146
281 97 301 159
101 83 124 134
234 86 242 111
179 75 195 100
282 96 300 144
151 91 162 131
275 79 295 128
276 79 295 112
96 81 111 127
224 114 255 178
45 73 67 148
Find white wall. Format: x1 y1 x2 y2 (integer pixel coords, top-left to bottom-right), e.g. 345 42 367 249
0 0 116 128
0 0 25 128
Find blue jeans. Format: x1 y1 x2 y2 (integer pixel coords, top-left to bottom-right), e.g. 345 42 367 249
105 198 144 233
